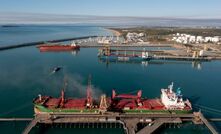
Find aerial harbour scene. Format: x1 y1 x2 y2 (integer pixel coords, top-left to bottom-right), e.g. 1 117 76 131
0 0 221 134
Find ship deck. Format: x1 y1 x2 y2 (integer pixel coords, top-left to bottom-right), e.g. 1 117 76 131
35 97 87 109
110 98 165 110
35 96 191 111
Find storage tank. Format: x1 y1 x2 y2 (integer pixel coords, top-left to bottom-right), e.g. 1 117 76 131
199 50 204 57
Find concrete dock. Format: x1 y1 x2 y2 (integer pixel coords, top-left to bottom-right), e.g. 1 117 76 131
152 55 212 61
7 111 216 134
0 111 219 134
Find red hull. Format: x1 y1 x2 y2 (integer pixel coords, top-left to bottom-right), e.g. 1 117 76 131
34 84 192 112
34 96 191 111
37 44 80 52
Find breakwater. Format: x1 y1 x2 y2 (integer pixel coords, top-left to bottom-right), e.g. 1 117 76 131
0 36 97 51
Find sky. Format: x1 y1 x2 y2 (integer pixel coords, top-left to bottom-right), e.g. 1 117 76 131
0 0 221 18
0 0 221 25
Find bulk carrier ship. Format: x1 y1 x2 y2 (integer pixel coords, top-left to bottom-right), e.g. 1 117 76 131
37 41 80 52
34 80 192 114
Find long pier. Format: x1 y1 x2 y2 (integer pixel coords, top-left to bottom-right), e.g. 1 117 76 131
197 112 219 134
152 55 212 61
0 111 218 134
136 118 182 134
0 112 218 134
0 36 172 51
79 44 172 48
21 113 193 134
0 118 32 121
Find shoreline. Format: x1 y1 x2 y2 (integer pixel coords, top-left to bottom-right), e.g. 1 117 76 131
106 28 122 36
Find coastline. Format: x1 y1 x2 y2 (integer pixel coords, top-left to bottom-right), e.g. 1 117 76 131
106 28 122 36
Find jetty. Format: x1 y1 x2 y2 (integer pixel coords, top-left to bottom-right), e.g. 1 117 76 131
0 36 172 51
79 43 171 48
98 46 213 61
0 36 97 51
0 111 219 134
152 55 212 61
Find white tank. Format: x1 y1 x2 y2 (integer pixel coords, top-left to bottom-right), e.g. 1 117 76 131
199 50 204 56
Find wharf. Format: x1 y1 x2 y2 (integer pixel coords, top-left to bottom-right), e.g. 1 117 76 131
0 36 171 51
136 118 182 134
196 112 219 134
0 112 219 134
152 55 212 61
79 43 171 48
0 111 214 134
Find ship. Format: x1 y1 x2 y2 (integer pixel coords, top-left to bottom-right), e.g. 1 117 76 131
34 81 192 114
110 82 192 114
98 46 152 62
34 78 98 114
37 41 80 52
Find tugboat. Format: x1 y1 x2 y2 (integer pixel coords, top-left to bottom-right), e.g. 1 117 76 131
37 41 80 52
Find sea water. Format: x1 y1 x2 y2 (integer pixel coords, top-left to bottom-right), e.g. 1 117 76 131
0 25 220 134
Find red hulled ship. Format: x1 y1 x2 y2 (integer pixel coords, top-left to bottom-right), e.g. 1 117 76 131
33 81 192 114
37 41 80 52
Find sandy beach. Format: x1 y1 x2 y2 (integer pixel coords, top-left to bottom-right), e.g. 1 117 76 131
107 28 122 36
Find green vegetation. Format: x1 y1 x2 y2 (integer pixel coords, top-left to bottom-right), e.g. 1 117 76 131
114 27 221 36
112 27 221 43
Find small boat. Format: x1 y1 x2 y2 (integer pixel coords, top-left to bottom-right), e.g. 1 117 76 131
51 67 62 74
37 41 80 52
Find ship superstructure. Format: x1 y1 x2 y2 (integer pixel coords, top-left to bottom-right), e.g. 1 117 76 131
161 82 191 110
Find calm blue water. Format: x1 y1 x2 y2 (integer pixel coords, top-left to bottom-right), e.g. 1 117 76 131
0 25 112 46
0 26 220 134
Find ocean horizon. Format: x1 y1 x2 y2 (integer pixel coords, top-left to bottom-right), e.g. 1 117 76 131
1 13 221 27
